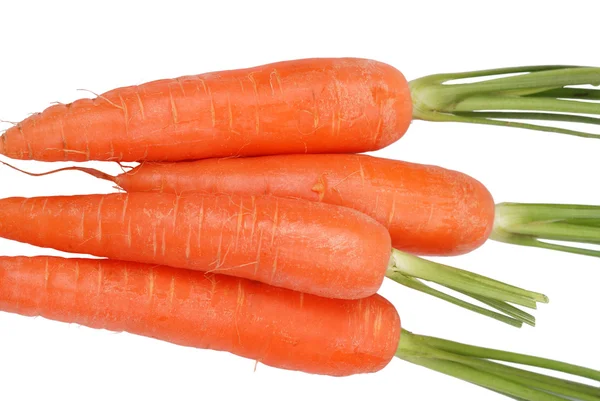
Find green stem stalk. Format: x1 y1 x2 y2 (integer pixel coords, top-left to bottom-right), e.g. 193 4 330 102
454 111 600 126
492 203 600 257
452 96 600 115
527 87 600 100
390 250 548 305
469 360 600 399
409 333 600 381
396 330 600 401
450 288 536 327
385 250 548 327
387 272 524 327
401 356 568 401
506 222 600 244
410 65 600 139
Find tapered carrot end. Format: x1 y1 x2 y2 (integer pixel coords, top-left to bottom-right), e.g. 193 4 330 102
0 124 11 155
0 125 26 159
0 159 116 184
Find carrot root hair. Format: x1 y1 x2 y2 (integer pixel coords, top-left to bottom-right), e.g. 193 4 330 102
0 119 20 126
0 159 117 184
76 88 124 111
114 161 134 174
0 120 17 135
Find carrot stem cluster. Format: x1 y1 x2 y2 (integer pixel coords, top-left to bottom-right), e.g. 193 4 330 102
492 203 600 257
387 250 547 327
410 65 600 139
397 331 600 401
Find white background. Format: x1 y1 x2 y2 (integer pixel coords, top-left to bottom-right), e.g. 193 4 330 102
0 1 599 400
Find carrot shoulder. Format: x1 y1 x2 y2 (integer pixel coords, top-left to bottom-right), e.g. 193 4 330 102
0 193 391 299
0 58 411 162
0 256 400 376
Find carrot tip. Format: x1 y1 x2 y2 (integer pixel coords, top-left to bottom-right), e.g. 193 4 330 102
0 159 116 183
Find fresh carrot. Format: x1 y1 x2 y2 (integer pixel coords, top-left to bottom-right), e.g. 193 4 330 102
0 256 398 376
1 256 598 401
0 192 547 326
19 153 600 258
1 59 599 162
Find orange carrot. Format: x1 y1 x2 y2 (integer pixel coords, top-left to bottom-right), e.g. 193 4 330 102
0 256 399 376
0 192 548 326
1 256 597 400
2 61 598 162
0 58 411 162
81 154 495 256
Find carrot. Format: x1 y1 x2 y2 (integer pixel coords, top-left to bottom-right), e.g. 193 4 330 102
19 153 600 258
1 256 598 401
0 192 548 326
1 60 599 162
0 58 411 162
0 255 398 376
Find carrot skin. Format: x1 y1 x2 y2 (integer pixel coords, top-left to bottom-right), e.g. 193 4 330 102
0 193 392 299
0 256 401 376
115 154 495 256
0 58 411 162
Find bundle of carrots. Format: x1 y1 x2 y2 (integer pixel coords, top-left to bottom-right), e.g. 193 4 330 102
1 58 599 400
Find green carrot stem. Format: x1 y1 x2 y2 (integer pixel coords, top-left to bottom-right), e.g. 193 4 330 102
452 96 600 115
408 332 600 381
492 203 600 257
399 356 567 401
390 250 548 306
526 87 600 100
453 111 600 126
506 222 600 244
386 272 524 327
468 360 600 399
412 67 600 104
496 203 600 224
450 288 536 327
384 251 549 326
528 240 600 257
452 67 600 95
422 345 600 400
413 108 600 139
396 330 600 401
420 65 576 81
409 65 600 139
562 218 600 228
491 232 600 258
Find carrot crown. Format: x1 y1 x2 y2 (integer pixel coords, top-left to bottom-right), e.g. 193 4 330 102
410 65 600 139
